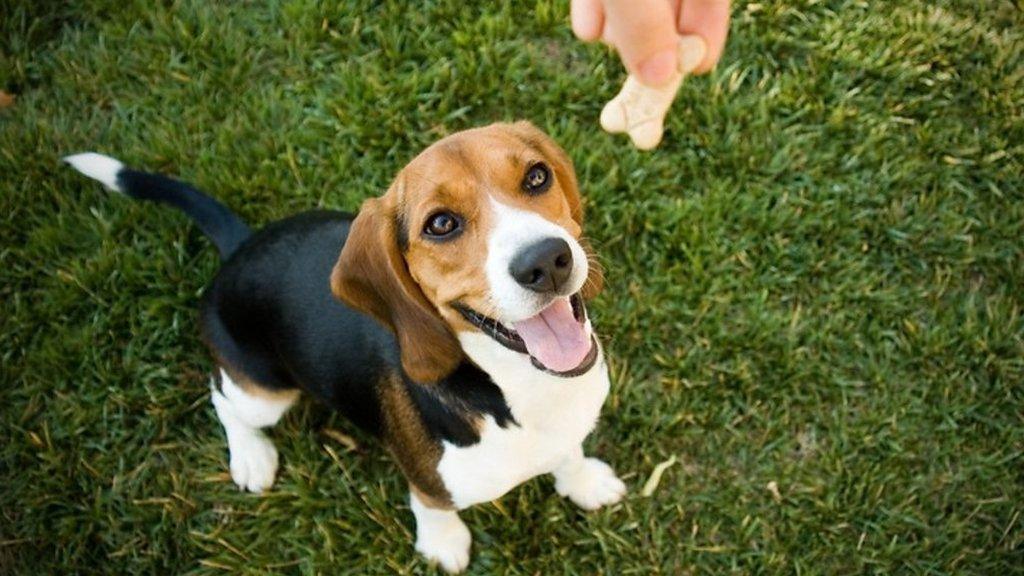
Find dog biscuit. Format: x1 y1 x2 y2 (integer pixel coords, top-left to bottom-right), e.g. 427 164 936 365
600 35 707 150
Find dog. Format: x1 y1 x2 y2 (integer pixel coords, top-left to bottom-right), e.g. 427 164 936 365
65 122 625 572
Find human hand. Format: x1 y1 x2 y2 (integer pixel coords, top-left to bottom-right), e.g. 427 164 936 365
571 0 731 87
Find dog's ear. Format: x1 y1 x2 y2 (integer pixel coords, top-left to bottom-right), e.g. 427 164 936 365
331 195 462 383
510 121 603 299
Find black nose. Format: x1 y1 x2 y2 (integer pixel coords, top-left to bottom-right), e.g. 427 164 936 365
509 237 573 293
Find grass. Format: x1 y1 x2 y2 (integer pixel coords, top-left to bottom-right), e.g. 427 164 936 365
1 0 1022 573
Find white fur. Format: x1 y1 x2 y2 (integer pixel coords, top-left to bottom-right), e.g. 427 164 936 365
437 332 622 510
410 491 471 573
424 196 625 564
198 196 618 573
552 448 628 510
484 197 589 322
210 369 298 493
63 153 125 192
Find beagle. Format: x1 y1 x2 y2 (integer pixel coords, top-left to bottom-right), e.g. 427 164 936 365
65 122 625 573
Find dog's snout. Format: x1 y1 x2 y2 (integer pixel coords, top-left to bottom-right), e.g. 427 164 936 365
509 237 573 293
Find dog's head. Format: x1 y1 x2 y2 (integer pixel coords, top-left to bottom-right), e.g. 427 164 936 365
331 122 602 383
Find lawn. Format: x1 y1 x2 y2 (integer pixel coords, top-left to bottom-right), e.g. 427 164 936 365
1 0 1022 573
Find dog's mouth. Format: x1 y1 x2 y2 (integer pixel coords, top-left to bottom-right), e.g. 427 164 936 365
455 293 598 377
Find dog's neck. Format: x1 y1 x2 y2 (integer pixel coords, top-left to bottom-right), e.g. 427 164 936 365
455 326 609 427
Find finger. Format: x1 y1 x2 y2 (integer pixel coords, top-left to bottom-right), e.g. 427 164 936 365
570 0 605 42
604 0 680 87
677 0 731 73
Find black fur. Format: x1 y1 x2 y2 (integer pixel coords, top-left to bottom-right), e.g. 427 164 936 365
116 169 251 259
102 165 514 442
404 362 517 447
395 212 410 252
200 210 392 433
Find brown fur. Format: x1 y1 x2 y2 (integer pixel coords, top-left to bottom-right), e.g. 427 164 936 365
331 122 602 376
507 122 603 298
378 374 453 507
409 482 451 511
215 356 302 402
330 195 463 384
202 122 599 512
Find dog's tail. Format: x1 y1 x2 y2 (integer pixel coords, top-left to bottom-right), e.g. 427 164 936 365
64 153 251 260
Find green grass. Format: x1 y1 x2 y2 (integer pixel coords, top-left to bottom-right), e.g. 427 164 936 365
2 0 1022 573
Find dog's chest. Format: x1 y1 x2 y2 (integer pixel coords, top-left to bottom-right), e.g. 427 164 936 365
438 335 610 509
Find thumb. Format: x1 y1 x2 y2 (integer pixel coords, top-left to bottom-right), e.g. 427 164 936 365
604 0 680 87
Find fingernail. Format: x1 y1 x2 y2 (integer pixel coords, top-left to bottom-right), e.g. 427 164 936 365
638 49 677 87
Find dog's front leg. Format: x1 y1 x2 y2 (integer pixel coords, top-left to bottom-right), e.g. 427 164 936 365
551 446 627 511
410 489 471 573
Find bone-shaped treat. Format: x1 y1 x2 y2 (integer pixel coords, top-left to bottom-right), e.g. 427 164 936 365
600 35 707 150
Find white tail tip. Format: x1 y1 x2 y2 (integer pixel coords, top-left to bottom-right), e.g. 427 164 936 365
64 152 125 192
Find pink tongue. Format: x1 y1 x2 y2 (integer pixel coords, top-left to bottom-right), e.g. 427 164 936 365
511 298 591 372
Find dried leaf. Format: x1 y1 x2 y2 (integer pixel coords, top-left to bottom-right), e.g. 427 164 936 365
322 427 360 451
641 454 677 497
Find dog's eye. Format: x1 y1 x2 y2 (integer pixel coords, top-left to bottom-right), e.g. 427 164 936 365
423 211 461 238
522 162 552 194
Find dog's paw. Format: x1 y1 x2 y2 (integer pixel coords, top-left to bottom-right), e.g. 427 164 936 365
227 431 278 493
555 457 627 511
415 515 471 573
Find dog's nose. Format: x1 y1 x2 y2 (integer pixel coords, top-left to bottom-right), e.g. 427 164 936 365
509 237 573 293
